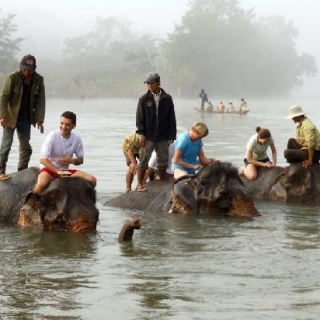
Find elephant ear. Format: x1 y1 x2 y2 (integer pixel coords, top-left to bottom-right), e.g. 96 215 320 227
173 178 198 212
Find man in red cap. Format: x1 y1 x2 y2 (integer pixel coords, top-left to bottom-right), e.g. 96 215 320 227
0 54 45 180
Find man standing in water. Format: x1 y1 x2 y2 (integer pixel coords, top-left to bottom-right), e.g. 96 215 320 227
0 54 45 180
135 72 176 192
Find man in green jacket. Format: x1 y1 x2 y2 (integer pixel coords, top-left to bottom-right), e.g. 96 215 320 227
0 54 45 180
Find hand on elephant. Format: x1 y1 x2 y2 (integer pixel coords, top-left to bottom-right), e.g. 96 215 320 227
265 162 275 168
302 159 312 169
58 170 72 177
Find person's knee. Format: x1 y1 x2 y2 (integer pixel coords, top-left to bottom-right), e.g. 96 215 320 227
244 167 257 180
246 173 257 181
87 175 97 187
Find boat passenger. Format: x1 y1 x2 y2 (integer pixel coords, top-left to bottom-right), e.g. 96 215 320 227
227 101 235 112
206 101 214 112
239 98 249 112
217 101 225 113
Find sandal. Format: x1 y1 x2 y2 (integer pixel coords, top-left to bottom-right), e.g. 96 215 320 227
136 186 147 192
0 174 10 181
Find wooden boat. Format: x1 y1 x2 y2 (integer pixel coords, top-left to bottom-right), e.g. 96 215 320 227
194 107 249 114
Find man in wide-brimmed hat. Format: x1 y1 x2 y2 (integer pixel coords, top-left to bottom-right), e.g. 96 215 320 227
284 105 320 168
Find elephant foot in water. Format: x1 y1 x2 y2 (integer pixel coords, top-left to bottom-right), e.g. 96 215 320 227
118 218 141 242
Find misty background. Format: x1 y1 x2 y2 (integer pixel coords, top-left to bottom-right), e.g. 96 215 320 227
1 0 320 100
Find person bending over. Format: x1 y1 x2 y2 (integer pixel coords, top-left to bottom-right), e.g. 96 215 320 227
240 126 277 181
173 122 215 179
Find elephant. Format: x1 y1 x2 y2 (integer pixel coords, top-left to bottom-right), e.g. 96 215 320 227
241 163 320 204
0 167 99 232
106 162 259 218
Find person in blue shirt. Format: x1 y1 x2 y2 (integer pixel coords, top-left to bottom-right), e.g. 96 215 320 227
173 122 214 179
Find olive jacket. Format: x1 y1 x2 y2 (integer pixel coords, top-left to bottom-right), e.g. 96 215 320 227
0 71 45 128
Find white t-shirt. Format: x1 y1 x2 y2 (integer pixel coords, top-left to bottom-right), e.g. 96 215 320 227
40 130 84 170
246 134 274 160
148 142 175 174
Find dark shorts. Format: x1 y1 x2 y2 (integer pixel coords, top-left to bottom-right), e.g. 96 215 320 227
40 167 77 179
123 152 139 166
244 157 270 167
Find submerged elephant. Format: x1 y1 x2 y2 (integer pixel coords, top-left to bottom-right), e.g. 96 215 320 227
0 167 99 232
106 162 259 218
241 163 320 204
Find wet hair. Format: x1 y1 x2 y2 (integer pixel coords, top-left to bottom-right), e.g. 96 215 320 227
192 122 209 138
256 126 271 139
61 111 77 125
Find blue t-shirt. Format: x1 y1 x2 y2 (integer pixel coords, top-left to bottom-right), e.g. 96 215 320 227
173 131 203 174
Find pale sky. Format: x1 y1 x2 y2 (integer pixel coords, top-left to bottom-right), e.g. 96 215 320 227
2 0 320 95
2 0 319 56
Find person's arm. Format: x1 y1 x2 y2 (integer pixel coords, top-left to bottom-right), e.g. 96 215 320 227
127 148 138 174
58 155 84 166
198 147 212 165
40 158 61 174
136 97 146 136
173 149 202 170
0 75 12 128
302 125 316 168
168 96 177 141
270 144 277 166
34 75 46 122
246 150 271 167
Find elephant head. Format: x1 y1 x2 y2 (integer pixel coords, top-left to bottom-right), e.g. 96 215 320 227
170 162 259 217
18 177 99 232
269 163 320 204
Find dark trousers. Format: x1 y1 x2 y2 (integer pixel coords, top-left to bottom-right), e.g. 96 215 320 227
284 138 320 163
0 120 32 174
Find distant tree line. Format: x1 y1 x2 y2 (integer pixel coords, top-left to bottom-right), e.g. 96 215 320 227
0 0 317 98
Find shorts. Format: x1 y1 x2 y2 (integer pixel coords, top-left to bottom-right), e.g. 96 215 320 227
123 151 139 166
244 157 270 167
40 167 77 179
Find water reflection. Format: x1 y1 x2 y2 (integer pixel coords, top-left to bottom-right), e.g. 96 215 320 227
1 99 320 318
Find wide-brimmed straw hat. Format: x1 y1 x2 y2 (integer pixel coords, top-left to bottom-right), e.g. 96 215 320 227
286 105 306 119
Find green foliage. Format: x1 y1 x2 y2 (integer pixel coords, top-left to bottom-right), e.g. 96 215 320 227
165 0 317 97
0 10 23 73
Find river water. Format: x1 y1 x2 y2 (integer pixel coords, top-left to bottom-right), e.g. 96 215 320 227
1 98 320 319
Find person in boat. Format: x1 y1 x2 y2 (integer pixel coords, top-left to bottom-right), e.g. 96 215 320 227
217 101 225 112
239 98 249 112
284 105 320 168
240 126 277 181
227 101 235 112
199 89 208 111
206 101 214 112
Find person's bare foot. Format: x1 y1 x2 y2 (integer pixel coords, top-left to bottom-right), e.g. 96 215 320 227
0 173 10 181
